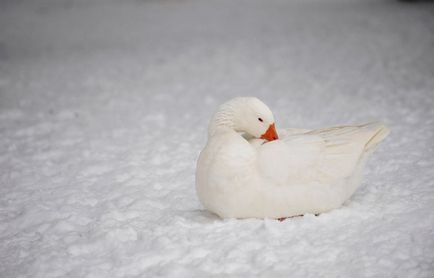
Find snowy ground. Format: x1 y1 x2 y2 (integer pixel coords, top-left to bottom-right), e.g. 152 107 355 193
1 0 434 277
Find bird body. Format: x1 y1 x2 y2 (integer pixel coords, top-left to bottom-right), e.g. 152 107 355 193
196 97 389 219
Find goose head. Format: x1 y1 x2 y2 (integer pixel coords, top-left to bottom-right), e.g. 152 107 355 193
209 97 279 141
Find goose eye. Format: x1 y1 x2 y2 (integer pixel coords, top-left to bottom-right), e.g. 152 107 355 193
258 118 263 122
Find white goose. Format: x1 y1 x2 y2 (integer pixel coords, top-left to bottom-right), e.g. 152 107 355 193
196 97 389 219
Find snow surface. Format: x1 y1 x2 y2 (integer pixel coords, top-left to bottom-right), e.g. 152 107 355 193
1 0 434 277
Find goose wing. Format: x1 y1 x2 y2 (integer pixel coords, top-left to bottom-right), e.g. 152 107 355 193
257 123 389 185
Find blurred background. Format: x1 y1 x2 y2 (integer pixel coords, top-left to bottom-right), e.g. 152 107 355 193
1 0 433 130
1 0 433 277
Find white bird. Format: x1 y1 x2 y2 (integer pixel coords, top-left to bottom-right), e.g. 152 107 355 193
196 97 389 219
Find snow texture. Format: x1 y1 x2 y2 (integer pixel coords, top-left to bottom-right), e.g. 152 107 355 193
0 0 433 277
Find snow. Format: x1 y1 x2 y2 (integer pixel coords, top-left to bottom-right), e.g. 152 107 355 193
1 0 434 277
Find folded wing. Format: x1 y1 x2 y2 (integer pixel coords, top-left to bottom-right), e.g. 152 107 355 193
257 122 389 185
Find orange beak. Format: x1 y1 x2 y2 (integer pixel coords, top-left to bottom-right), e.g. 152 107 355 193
260 123 279 141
